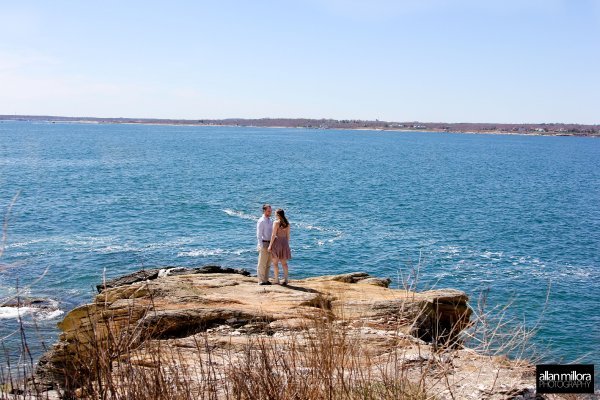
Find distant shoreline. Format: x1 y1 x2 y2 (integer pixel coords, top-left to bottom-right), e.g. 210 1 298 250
1 115 599 137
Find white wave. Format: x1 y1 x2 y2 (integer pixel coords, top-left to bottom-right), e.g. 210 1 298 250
0 287 32 297
94 244 139 254
449 250 598 284
223 209 258 221
177 247 254 257
510 255 546 269
205 209 345 245
65 236 196 254
480 251 504 259
5 238 48 249
139 238 198 252
294 221 326 232
558 267 595 279
38 309 65 320
60 236 115 247
433 271 452 279
0 307 26 319
230 248 254 255
294 221 344 243
438 245 461 255
0 306 64 320
221 209 346 244
177 249 225 257
294 221 343 236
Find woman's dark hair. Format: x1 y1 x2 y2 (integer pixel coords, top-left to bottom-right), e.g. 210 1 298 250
275 209 289 228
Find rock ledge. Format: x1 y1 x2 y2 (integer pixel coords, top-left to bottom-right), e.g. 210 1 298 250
33 266 537 399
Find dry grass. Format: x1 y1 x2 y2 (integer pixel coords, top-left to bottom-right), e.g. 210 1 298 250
1 284 444 400
1 276 560 400
51 298 435 400
0 261 555 400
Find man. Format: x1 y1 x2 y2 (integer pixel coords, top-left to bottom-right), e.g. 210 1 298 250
256 204 273 285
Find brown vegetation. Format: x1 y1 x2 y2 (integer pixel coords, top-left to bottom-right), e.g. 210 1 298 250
1 115 598 136
1 268 547 399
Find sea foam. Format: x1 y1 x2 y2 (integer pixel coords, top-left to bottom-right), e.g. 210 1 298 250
0 306 64 320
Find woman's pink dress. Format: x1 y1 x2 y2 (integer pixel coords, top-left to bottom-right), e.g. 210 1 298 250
271 225 291 260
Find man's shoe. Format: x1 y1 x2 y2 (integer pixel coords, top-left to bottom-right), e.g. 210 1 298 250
258 281 271 286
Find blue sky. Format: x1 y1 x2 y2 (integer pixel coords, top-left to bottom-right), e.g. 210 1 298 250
1 1 599 123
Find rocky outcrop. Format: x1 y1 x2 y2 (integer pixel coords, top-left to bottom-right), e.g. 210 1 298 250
95 265 250 292
33 266 537 399
2 297 59 310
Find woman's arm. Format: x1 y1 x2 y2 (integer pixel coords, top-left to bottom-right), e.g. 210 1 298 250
287 226 291 241
268 221 279 251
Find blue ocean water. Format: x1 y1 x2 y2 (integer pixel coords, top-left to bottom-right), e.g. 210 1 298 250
0 121 598 369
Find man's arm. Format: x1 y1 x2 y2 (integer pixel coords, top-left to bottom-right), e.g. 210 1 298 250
256 219 262 248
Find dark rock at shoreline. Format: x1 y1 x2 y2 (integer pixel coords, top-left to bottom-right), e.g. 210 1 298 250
96 265 250 292
2 297 58 310
95 268 161 292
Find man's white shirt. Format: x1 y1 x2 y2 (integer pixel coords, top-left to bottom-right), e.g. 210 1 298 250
256 215 273 247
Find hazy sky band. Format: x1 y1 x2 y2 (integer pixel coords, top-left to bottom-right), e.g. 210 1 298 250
1 0 599 124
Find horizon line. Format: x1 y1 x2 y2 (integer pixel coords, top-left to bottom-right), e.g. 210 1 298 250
1 114 599 127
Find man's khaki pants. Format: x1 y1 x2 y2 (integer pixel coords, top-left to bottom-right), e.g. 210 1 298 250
257 245 272 283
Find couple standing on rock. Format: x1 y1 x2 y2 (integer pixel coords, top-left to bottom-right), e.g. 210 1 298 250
256 204 291 286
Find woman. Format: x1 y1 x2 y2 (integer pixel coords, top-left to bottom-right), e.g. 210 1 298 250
268 209 291 285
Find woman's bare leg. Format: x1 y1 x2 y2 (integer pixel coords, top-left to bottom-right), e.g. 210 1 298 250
281 260 288 284
272 257 280 283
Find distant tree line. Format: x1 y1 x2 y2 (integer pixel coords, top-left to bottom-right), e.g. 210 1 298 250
1 115 598 136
